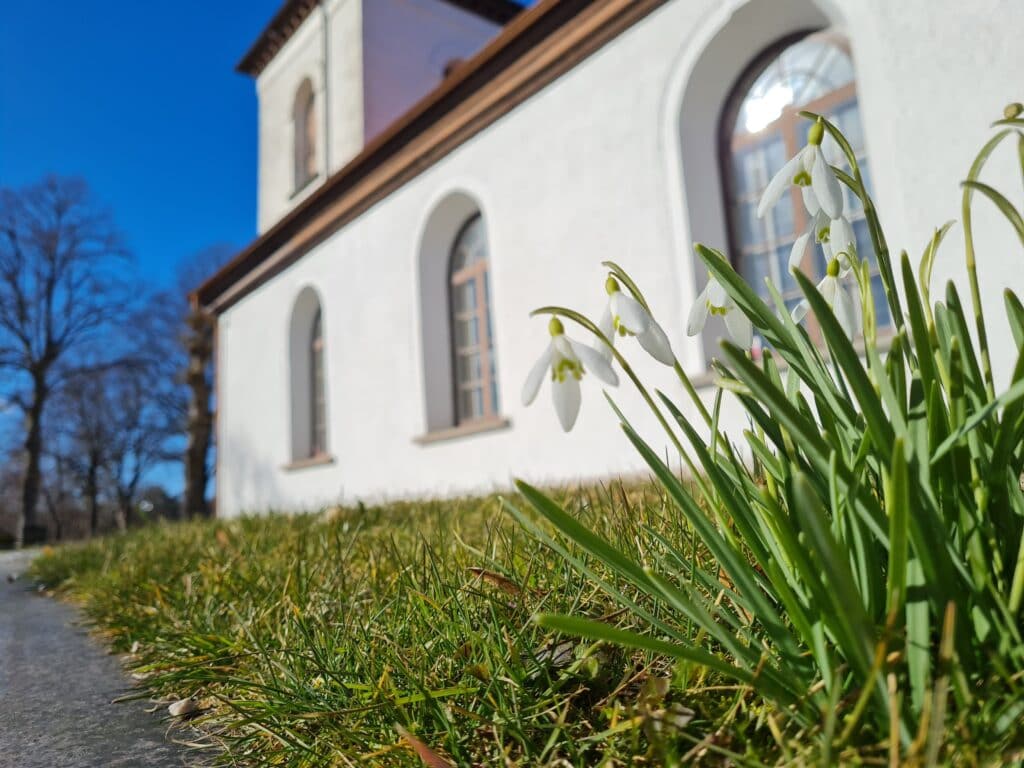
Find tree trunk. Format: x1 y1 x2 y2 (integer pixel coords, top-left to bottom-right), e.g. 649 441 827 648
86 455 100 536
17 379 47 548
183 309 213 519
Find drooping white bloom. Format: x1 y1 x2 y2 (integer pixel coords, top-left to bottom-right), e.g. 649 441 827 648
791 257 860 339
788 207 832 273
598 277 675 366
522 317 619 432
686 276 752 350
828 215 856 271
757 119 843 221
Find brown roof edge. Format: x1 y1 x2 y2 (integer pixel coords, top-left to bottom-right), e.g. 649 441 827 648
237 0 525 76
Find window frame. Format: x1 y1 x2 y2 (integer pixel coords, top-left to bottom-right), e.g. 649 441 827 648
292 79 318 194
718 30 889 350
447 214 499 426
308 307 327 457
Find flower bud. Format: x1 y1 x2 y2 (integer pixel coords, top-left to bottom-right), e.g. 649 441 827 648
548 317 565 336
807 119 825 147
605 276 621 295
1004 102 1023 119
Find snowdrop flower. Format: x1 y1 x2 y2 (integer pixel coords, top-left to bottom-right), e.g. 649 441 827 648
791 257 860 338
757 119 843 221
598 277 675 366
686 276 753 350
522 317 619 432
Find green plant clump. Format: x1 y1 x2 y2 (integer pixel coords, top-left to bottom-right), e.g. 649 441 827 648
510 108 1024 764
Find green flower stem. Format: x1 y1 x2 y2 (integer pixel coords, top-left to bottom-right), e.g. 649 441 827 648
1008 525 1024 615
960 130 1014 400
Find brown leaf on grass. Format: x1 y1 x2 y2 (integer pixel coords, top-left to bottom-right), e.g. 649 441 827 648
395 725 454 768
466 567 529 596
215 528 231 548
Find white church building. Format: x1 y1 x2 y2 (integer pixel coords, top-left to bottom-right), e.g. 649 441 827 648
195 0 1024 517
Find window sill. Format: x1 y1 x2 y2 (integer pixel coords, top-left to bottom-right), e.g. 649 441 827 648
282 453 335 471
414 417 511 445
290 173 320 200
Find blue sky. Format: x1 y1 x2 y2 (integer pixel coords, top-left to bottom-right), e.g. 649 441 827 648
1 0 282 288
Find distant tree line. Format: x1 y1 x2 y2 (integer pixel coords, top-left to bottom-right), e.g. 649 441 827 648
0 176 226 547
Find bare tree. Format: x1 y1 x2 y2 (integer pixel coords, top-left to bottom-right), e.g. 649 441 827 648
0 176 129 546
148 245 232 520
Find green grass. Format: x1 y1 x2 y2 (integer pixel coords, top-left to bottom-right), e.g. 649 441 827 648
33 485 789 767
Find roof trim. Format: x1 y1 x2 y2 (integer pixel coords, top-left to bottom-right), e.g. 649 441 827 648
237 0 525 76
199 0 668 311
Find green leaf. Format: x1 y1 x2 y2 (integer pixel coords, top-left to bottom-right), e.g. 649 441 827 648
961 180 1024 247
790 473 878 688
792 269 895 453
902 251 937 391
885 439 910 617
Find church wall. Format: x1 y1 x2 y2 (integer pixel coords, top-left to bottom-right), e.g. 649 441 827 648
217 0 1024 516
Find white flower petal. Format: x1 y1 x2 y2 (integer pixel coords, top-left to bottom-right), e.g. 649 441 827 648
610 292 651 334
801 184 820 216
521 343 552 406
637 320 675 366
686 286 708 336
801 145 816 172
789 232 811 271
551 374 581 432
757 153 803 218
570 340 619 386
811 148 843 219
833 283 859 338
552 334 576 362
830 216 855 257
706 278 728 309
791 299 810 323
724 309 753 350
820 275 838 306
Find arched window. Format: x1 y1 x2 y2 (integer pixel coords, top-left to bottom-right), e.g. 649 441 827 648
309 308 326 456
449 214 499 424
293 79 317 191
289 287 327 461
722 30 889 349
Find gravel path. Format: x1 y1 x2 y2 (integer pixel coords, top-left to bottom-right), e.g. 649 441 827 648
0 550 198 767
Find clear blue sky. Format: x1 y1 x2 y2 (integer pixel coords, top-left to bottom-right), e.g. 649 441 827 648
1 0 282 289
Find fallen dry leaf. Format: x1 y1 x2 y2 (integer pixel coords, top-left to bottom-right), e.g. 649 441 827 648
395 724 454 768
168 698 199 718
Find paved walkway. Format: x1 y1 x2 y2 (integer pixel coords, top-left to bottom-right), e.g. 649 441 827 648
0 550 197 767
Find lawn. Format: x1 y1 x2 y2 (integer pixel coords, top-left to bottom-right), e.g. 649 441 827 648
32 485 777 767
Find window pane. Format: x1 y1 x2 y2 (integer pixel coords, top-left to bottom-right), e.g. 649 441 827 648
771 196 795 240
455 317 479 348
454 280 477 312
871 274 891 327
741 251 772 299
776 244 799 294
731 148 761 197
456 352 482 385
763 138 787 182
853 218 875 263
738 201 764 246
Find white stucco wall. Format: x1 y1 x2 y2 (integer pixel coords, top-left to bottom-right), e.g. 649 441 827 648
219 0 1024 516
362 0 502 141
